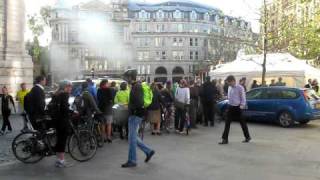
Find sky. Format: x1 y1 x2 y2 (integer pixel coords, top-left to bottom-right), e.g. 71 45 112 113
24 0 263 46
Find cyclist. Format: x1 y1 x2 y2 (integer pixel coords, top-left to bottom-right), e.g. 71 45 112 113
52 80 73 168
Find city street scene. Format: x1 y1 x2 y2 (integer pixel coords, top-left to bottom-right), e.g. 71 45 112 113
1 0 320 179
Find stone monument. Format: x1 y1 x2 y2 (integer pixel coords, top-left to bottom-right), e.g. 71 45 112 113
0 0 33 95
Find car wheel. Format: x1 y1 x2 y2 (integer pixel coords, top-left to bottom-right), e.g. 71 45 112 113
299 120 310 125
278 112 294 128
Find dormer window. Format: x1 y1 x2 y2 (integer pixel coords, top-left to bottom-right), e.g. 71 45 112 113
190 11 197 20
204 13 210 21
157 10 164 19
174 10 182 19
139 10 149 19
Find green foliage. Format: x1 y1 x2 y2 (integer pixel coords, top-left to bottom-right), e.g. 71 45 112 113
267 1 320 60
27 6 52 76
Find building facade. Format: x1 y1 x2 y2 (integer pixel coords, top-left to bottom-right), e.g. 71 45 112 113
50 0 131 81
0 0 33 95
128 1 255 82
50 0 255 82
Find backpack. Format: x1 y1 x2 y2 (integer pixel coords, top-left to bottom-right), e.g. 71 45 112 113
73 95 85 115
47 94 61 118
141 82 153 108
23 93 32 115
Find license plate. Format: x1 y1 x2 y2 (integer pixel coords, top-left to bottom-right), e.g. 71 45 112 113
316 103 320 109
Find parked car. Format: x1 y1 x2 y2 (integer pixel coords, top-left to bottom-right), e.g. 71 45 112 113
217 87 320 127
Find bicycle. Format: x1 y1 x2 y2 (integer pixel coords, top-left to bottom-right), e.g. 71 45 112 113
12 114 98 164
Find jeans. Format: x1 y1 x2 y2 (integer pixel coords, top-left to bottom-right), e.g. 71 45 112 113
175 106 186 132
128 115 153 164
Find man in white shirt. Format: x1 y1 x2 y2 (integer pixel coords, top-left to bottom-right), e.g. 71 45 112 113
219 75 251 145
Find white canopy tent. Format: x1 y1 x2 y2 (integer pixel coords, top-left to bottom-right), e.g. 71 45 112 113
209 53 320 89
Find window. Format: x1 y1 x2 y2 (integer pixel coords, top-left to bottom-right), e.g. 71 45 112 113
195 51 199 60
173 38 178 46
280 90 299 99
191 11 197 20
156 24 165 32
178 38 183 46
204 13 210 21
155 37 161 47
138 38 149 47
195 38 198 46
157 10 164 19
190 38 193 46
161 51 166 60
173 51 183 60
178 24 183 32
156 51 161 60
138 24 148 32
137 51 149 61
174 10 182 19
246 89 263 100
190 51 194 60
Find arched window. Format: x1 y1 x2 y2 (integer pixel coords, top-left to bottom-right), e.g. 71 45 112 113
157 10 164 19
174 10 182 19
155 67 167 75
190 11 197 20
204 13 210 21
172 66 184 75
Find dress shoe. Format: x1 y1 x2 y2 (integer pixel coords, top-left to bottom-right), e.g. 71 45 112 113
145 150 155 163
121 162 137 168
219 140 228 145
242 138 251 143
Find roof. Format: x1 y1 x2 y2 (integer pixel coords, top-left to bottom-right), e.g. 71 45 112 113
128 0 222 14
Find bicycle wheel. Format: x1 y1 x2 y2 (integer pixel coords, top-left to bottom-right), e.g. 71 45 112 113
12 132 44 164
68 130 97 162
94 123 104 148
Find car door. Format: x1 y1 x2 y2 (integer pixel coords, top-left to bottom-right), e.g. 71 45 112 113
246 88 278 121
245 88 265 120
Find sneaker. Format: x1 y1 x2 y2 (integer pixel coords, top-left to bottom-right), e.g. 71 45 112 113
55 160 73 168
145 150 155 163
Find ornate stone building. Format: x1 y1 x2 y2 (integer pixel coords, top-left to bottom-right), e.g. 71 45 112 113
0 0 33 94
50 0 131 81
50 0 255 82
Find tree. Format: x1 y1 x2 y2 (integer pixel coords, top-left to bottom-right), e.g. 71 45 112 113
27 6 51 76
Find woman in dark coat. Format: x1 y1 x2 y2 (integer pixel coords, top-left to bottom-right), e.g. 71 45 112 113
0 86 16 135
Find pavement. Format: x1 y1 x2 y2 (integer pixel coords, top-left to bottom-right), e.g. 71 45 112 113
1 116 320 180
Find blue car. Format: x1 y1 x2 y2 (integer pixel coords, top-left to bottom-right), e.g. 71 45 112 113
217 87 320 127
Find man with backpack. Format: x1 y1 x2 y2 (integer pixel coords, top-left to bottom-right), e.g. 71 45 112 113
121 69 155 168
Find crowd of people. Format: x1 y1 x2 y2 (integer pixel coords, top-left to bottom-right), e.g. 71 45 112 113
0 73 254 168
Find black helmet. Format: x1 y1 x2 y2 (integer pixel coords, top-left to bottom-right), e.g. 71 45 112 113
123 69 137 83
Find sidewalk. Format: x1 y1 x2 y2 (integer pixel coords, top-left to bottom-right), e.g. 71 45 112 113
0 115 24 164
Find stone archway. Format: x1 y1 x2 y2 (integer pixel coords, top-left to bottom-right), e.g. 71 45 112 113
172 66 184 83
154 66 168 83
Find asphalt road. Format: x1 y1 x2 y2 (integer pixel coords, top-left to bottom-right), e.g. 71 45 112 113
1 118 320 180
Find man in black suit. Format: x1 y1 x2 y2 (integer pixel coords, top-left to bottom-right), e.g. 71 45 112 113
28 76 46 130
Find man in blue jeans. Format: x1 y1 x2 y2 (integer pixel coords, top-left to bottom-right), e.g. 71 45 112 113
122 69 155 168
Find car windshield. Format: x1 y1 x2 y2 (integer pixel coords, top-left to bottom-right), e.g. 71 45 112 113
304 89 319 101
